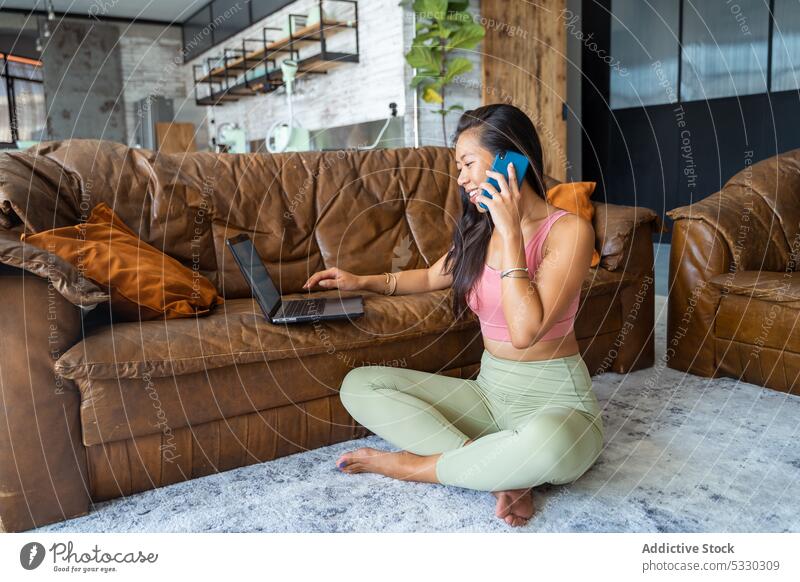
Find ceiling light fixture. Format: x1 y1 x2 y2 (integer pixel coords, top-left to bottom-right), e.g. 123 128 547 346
47 0 56 21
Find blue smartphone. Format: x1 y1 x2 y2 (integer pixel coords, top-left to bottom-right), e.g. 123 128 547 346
479 150 530 211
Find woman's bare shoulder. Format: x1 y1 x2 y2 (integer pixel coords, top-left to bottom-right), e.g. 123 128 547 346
544 211 594 252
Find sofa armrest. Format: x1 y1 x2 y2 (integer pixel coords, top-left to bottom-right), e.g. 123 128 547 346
664 172 791 377
592 202 666 273
0 229 109 307
664 216 733 378
0 267 90 532
667 185 790 273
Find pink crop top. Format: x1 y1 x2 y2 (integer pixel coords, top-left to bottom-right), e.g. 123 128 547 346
466 209 580 343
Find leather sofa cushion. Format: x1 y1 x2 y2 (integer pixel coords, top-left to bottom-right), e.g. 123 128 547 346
76 329 485 446
711 271 800 353
56 268 637 382
715 293 800 354
709 270 800 302
56 288 477 380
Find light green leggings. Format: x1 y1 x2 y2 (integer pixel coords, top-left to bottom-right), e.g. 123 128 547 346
339 349 604 492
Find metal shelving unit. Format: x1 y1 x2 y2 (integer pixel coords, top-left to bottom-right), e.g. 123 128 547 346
192 0 359 107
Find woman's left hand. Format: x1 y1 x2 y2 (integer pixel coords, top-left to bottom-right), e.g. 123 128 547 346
479 163 524 241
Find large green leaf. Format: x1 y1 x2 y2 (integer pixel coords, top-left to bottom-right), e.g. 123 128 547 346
405 44 442 72
446 22 485 50
443 56 472 83
411 74 436 88
439 18 463 31
414 0 447 20
414 29 440 43
445 9 473 24
447 1 470 12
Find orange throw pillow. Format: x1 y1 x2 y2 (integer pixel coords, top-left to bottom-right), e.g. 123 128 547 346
21 202 224 320
546 181 601 268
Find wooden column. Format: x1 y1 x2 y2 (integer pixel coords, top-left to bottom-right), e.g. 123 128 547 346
481 0 567 181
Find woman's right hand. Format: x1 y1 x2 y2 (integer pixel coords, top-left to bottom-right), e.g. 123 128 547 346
302 267 362 291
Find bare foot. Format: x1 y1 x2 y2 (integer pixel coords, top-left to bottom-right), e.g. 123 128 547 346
336 447 414 480
464 438 534 527
492 488 534 527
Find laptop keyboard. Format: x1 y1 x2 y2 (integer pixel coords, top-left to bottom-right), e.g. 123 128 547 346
279 298 326 318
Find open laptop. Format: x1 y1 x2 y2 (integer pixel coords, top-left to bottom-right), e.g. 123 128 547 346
226 233 365 324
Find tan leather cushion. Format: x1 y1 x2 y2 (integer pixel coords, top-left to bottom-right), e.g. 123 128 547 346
56 269 635 382
715 293 800 354
76 326 485 446
56 288 477 380
21 202 224 321
709 270 800 302
711 271 800 353
546 181 601 267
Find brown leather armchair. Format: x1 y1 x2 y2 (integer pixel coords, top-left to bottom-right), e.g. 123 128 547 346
0 139 663 532
666 148 800 393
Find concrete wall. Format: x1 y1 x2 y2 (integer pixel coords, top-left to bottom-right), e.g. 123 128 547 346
40 18 127 142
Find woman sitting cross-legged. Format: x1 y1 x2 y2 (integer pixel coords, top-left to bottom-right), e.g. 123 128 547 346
301 103 603 528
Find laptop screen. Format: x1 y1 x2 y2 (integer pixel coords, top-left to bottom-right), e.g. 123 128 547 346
227 235 281 318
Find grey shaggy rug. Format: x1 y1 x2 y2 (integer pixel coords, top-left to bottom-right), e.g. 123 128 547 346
35 296 800 532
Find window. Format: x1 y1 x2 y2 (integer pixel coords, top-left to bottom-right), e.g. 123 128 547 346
609 0 786 109
0 74 10 143
610 0 680 109
772 0 800 92
0 53 46 146
680 0 770 102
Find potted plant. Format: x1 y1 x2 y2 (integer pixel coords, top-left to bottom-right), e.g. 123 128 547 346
400 0 485 144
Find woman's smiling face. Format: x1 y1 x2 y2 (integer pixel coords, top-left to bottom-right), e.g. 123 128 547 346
455 130 495 214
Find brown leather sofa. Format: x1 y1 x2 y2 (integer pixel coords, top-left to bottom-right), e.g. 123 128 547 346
0 139 663 532
666 148 800 394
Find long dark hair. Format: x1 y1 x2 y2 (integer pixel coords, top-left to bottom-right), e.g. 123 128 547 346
444 103 548 321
